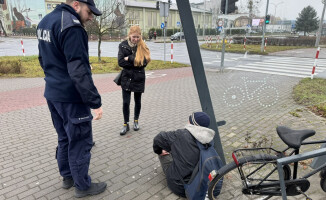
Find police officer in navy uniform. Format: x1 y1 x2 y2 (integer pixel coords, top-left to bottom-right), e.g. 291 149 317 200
37 0 106 198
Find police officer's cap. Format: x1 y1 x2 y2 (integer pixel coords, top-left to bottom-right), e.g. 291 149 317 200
76 0 102 16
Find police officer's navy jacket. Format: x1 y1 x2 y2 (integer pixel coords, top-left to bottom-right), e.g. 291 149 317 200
37 3 101 109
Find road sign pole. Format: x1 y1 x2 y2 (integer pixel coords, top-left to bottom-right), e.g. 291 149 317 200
221 0 228 69
164 25 166 63
315 1 326 47
261 0 269 52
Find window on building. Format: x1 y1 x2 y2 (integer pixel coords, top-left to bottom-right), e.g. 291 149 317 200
168 14 172 28
147 12 152 26
134 11 139 19
152 12 157 27
128 11 134 19
6 13 9 20
47 4 51 9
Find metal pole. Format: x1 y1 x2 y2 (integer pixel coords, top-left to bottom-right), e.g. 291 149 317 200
261 0 269 52
203 0 206 39
164 4 166 63
315 0 326 47
164 25 166 63
176 0 226 164
221 0 228 69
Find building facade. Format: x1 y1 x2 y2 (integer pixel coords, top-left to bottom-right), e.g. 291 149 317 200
45 0 64 14
125 0 212 35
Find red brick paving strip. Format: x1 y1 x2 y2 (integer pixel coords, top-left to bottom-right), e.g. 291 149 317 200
0 67 193 114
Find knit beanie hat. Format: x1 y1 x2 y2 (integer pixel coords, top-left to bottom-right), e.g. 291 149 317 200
189 112 210 128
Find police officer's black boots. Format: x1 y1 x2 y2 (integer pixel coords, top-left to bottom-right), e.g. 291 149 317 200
133 120 140 131
62 177 74 189
75 182 107 198
120 123 130 135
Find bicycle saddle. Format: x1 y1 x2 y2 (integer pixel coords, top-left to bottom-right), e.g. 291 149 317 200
276 126 315 149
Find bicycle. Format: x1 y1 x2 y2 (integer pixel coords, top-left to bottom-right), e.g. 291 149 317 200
207 126 326 200
223 76 279 108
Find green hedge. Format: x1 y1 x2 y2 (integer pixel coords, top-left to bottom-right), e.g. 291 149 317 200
225 29 246 35
232 36 323 46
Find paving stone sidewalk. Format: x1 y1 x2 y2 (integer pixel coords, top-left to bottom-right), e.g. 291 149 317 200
1 67 326 200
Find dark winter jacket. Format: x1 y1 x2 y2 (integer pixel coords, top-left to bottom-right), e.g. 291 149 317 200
153 124 215 197
118 40 147 93
37 3 101 109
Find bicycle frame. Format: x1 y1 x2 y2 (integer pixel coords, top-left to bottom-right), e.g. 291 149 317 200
277 148 326 200
231 139 326 198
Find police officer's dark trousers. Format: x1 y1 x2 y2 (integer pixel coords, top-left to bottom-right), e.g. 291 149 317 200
47 100 93 190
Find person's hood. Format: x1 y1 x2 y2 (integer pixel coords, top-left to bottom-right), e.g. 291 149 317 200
185 124 215 144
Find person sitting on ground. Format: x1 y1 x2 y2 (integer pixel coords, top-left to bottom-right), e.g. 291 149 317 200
152 112 215 198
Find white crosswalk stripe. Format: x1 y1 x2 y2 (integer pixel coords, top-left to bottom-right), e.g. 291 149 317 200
228 57 326 78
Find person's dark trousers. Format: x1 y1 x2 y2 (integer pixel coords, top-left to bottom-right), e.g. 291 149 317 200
158 154 173 175
122 89 142 123
158 154 186 197
47 100 93 191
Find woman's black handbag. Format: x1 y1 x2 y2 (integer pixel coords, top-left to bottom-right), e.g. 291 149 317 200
113 71 122 85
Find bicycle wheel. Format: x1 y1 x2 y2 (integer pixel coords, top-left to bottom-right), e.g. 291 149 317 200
223 86 245 107
256 86 279 108
208 154 291 200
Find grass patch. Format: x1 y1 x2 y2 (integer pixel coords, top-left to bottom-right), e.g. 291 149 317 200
0 56 188 78
289 111 301 118
200 43 310 55
293 78 326 117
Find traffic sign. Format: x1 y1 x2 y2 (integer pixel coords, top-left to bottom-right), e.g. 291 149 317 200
161 23 165 29
218 26 223 32
247 24 251 28
176 21 181 27
218 20 223 27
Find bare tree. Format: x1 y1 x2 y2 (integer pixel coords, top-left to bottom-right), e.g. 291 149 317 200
238 0 262 26
85 0 128 62
0 19 8 36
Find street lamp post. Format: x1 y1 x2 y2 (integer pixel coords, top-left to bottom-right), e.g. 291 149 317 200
270 1 283 32
315 0 326 47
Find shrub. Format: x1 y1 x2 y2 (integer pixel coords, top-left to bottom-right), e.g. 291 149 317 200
225 29 246 35
0 58 22 74
232 36 315 46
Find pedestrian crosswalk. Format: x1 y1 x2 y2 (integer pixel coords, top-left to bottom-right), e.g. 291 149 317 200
227 57 326 78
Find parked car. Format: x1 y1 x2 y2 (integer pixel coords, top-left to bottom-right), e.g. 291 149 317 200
170 32 185 41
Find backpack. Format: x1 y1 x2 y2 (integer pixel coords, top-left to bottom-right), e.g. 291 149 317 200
183 140 224 200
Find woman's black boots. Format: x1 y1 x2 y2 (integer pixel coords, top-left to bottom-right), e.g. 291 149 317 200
120 123 130 135
133 120 140 131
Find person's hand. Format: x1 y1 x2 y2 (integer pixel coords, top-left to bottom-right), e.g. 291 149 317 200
160 150 170 156
93 107 103 120
124 56 128 61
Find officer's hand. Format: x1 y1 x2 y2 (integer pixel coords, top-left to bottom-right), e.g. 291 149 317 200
124 57 128 61
93 107 103 120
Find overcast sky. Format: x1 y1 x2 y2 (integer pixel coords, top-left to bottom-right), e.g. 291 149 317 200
176 0 324 20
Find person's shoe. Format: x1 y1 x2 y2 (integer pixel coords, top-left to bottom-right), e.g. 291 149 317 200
75 182 107 198
133 120 140 131
62 177 74 189
120 123 130 135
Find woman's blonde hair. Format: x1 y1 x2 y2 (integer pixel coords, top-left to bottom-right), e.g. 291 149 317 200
128 26 151 67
